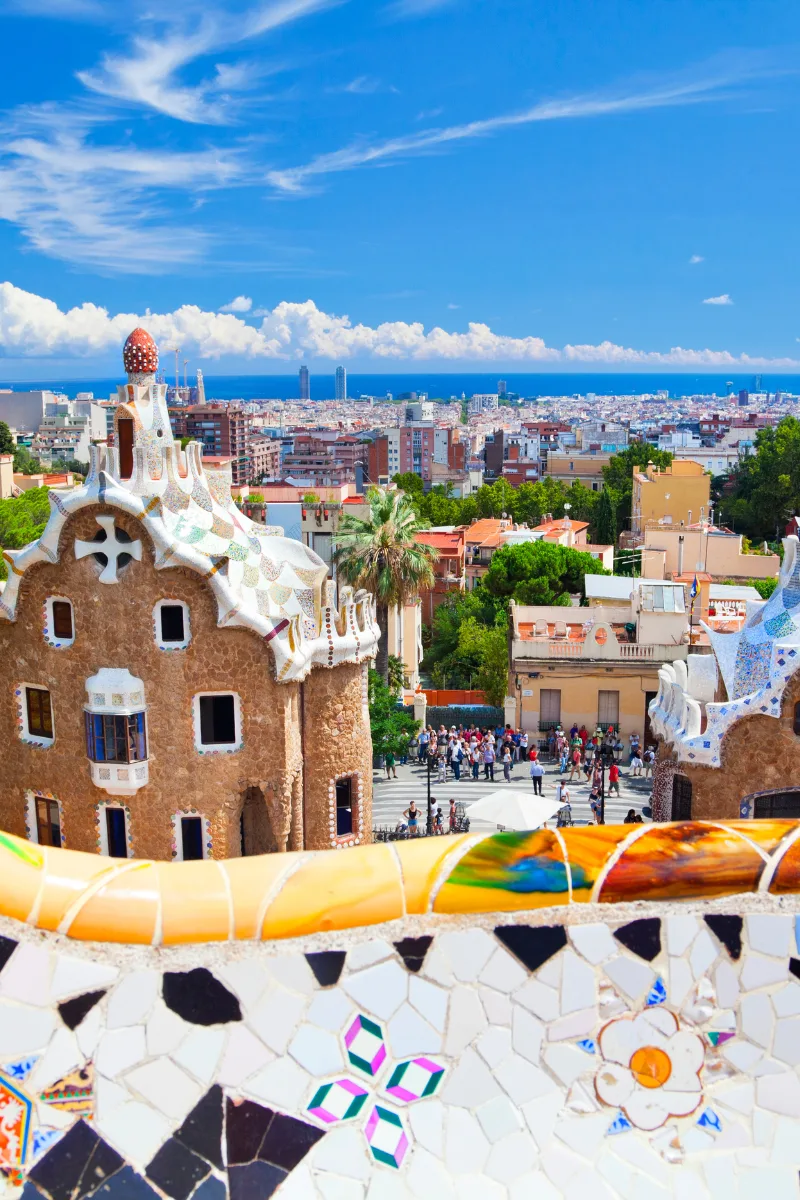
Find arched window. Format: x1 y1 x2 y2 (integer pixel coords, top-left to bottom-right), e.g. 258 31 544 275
671 774 693 821
118 417 134 479
793 702 800 736
753 791 800 819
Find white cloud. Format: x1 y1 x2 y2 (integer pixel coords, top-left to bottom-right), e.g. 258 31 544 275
689 254 704 264
78 0 337 124
267 57 767 193
386 0 454 16
447 303 460 309
0 111 241 271
0 280 795 368
219 295 253 313
703 293 733 305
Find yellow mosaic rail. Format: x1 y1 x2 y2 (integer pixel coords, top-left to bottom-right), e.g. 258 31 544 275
2 820 800 945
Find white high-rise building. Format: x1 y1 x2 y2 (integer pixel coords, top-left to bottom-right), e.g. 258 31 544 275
335 365 347 402
299 365 310 401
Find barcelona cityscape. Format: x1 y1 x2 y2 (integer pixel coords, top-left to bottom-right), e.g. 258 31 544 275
0 0 799 1197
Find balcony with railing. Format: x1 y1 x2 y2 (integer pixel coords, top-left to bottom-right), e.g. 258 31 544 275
512 613 687 664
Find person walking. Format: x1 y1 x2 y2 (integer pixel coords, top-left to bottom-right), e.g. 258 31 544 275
385 750 397 780
451 739 463 782
643 747 655 778
519 730 529 761
568 744 582 782
589 787 602 824
630 749 644 777
608 760 621 796
555 779 570 812
471 742 481 781
449 798 457 832
437 749 447 783
418 727 430 763
530 756 544 795
483 741 495 781
502 745 513 782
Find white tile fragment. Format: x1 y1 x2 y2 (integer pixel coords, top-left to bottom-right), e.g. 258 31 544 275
437 930 496 983
746 914 793 959
105 970 159 1030
407 1098 444 1157
485 1130 538 1183
95 1026 148 1080
316 1175 365 1200
477 1095 523 1144
408 975 448 1033
50 955 118 1001
172 1027 227 1084
479 988 511 1026
689 930 719 979
541 1043 592 1087
772 981 800 1017
217 1026 273 1088
0 944 52 1006
268 954 316 995
343 961 408 1020
444 1107 490 1175
346 940 395 971
509 1172 561 1200
568 923 618 965
288 1024 344 1076
146 1002 187 1057
440 1047 501 1108
511 1005 543 1063
554 1112 609 1158
76 1004 104 1058
603 956 655 1004
665 915 699 957
740 953 788 992
714 960 740 1010
246 1056 311 1109
125 1058 201 1121
405 1146 456 1198
312 1125 371 1179
388 1004 442 1057
0 1003 56 1058
495 1054 557 1106
514 979 559 1022
475 1026 512 1070
97 1099 172 1166
521 1091 562 1150
546 1009 596 1042
478 948 528 993
666 957 694 1009
444 986 485 1056
307 987 352 1032
741 992 774 1049
29 1028 80 1092
214 961 270 1010
560 950 596 1015
773 1016 800 1066
248 985 308 1053
756 1071 800 1116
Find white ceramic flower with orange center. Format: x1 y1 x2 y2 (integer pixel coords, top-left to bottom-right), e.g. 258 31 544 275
594 1008 704 1131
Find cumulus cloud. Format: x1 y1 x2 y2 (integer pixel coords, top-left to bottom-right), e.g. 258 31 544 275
218 295 253 313
703 293 733 305
689 254 704 264
0 281 795 368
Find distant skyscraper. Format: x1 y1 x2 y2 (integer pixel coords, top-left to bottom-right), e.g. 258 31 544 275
753 374 763 392
299 365 310 400
335 365 347 402
498 379 508 398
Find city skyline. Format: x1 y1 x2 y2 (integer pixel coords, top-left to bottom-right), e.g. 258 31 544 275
0 2 799 372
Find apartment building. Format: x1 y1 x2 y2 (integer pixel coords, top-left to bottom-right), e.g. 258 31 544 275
170 404 255 487
367 426 463 485
544 451 612 490
631 459 710 538
249 435 282 483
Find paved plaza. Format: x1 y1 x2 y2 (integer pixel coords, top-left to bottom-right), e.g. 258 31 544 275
371 750 653 835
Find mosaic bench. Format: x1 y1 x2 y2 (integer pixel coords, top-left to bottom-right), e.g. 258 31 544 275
0 819 799 1198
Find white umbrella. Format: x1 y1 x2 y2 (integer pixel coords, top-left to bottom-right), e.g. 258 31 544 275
464 790 562 831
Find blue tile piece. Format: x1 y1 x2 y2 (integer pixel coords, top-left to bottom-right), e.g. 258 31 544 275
697 1108 721 1133
795 915 800 955
703 741 711 749
606 1112 633 1135
93 1167 163 1198
576 1039 597 1054
646 978 667 1006
31 1128 64 1162
3 1056 38 1081
191 1178 227 1200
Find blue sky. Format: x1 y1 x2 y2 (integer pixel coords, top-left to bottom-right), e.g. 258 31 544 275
0 0 799 373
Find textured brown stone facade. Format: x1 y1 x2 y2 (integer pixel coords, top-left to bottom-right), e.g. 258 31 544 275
657 669 800 820
0 502 372 859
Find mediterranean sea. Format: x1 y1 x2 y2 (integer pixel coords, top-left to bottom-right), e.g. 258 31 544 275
3 372 800 403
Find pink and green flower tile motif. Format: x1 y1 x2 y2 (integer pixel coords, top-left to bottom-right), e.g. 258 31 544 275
308 1013 446 1170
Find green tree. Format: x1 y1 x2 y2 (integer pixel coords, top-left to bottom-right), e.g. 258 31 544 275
392 472 424 499
457 618 509 706
333 486 438 681
368 669 419 758
716 418 800 539
482 541 608 606
0 422 14 455
592 487 618 547
13 444 41 475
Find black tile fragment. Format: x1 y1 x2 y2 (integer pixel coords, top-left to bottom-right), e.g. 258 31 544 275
146 1140 210 1200
59 990 107 1031
305 951 346 988
190 1179 226 1200
790 958 800 981
259 1113 324 1171
704 915 743 961
28 1119 123 1200
175 1087 224 1170
162 969 241 1026
225 1099 274 1166
92 1167 162 1199
393 936 433 974
0 935 17 974
228 1163 286 1200
495 924 567 972
613 918 661 962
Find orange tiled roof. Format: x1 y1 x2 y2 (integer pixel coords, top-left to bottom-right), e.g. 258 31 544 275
464 519 505 548
415 531 465 551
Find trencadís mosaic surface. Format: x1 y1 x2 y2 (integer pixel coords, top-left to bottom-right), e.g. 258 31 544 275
1 825 800 1197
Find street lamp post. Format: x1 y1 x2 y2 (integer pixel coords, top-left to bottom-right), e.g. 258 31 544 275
426 749 434 836
593 742 615 824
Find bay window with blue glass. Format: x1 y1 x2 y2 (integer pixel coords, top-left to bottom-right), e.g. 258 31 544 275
85 711 147 764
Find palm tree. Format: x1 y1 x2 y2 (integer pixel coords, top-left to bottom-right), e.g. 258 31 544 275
333 486 438 681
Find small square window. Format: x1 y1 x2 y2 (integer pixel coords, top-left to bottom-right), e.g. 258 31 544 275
154 601 190 650
52 601 73 639
105 807 128 858
336 777 353 836
34 796 62 847
195 693 241 751
181 815 204 861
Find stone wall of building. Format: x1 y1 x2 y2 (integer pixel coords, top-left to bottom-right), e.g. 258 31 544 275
0 503 370 860
301 661 373 851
